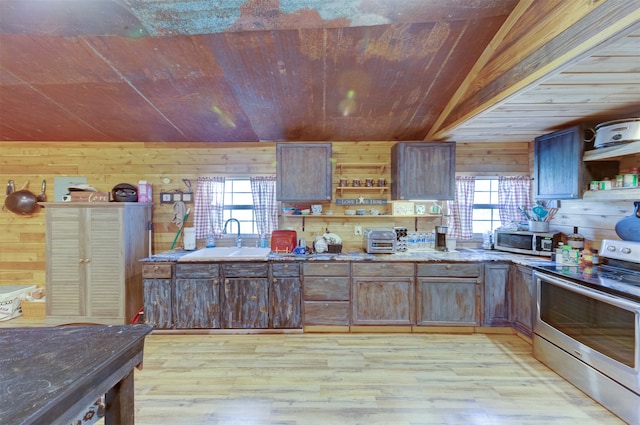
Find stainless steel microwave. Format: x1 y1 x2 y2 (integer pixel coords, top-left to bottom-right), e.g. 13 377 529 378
494 230 560 256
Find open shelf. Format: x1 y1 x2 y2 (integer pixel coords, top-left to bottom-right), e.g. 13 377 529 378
282 213 442 231
582 187 640 201
335 163 387 174
336 186 387 195
583 141 640 161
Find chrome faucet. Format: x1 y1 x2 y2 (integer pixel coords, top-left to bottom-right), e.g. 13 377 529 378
223 218 242 247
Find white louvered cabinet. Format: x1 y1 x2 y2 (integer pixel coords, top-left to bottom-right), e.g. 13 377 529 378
43 202 151 325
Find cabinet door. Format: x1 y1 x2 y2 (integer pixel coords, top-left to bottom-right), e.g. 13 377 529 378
86 207 124 319
484 263 510 326
276 143 332 202
46 207 84 317
143 279 172 329
270 277 302 328
417 278 479 325
174 278 221 328
509 265 534 336
351 277 414 325
391 142 455 200
222 278 269 328
534 126 583 199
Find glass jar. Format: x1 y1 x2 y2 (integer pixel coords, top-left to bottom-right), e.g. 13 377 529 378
567 226 585 249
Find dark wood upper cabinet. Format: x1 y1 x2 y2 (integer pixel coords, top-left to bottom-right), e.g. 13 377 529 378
534 125 618 199
391 142 456 200
276 143 332 202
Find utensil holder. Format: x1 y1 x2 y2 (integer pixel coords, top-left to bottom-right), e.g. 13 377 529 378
529 220 549 232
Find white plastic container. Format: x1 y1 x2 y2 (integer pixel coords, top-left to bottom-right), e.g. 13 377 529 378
183 227 196 250
0 285 37 321
137 180 153 203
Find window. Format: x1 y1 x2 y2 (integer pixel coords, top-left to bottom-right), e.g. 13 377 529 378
222 179 257 234
472 178 500 235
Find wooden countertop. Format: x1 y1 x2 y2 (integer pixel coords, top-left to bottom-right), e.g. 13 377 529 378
0 324 153 425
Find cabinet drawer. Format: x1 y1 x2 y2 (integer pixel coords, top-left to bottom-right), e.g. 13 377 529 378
303 277 350 301
417 263 482 277
304 301 350 326
352 262 414 277
272 262 300 278
142 263 172 279
222 262 269 278
303 262 350 276
175 264 220 279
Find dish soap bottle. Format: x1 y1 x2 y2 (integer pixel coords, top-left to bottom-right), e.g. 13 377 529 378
206 233 216 248
567 226 585 250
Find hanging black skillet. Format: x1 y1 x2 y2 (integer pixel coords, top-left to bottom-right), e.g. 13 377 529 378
615 201 640 242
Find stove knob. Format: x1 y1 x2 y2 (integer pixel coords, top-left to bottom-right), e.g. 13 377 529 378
621 247 631 254
606 245 616 252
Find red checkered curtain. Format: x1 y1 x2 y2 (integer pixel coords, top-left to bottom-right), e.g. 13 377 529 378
447 176 475 240
498 176 531 226
250 176 278 237
194 177 225 239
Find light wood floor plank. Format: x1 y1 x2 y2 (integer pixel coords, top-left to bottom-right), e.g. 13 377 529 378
128 333 625 424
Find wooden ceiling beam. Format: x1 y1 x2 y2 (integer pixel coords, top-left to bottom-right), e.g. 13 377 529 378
429 0 640 141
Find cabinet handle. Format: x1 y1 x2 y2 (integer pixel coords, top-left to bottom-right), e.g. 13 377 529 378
283 264 289 269
323 264 328 269
324 278 329 283
446 264 452 270
153 265 159 271
273 278 278 283
225 279 229 284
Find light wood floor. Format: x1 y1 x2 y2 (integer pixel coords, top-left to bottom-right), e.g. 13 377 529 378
124 332 624 425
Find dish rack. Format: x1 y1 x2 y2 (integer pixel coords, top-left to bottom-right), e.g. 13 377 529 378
327 244 342 253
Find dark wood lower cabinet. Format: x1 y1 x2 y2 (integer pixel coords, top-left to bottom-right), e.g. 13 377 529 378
222 278 269 329
351 263 415 326
484 263 510 326
143 279 172 329
270 262 302 328
351 278 414 325
509 265 534 336
302 262 351 327
416 263 482 326
417 278 479 325
142 259 534 332
174 278 220 328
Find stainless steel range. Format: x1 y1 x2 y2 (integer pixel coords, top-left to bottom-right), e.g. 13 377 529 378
533 239 640 424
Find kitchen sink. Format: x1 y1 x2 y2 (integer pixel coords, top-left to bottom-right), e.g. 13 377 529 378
178 247 271 262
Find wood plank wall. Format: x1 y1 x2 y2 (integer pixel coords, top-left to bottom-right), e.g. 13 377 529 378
0 140 633 290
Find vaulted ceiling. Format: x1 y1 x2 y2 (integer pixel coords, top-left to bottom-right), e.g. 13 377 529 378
1 1 639 144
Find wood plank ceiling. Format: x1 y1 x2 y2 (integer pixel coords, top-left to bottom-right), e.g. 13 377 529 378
0 0 638 144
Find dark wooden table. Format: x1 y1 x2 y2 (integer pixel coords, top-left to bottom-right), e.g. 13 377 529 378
0 324 153 425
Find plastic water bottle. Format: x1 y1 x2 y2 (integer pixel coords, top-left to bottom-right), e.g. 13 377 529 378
408 232 417 250
206 234 216 248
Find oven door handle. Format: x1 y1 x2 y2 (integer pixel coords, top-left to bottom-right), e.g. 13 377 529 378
535 271 640 312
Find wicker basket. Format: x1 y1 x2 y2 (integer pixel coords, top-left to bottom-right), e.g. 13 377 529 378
21 300 46 319
327 244 342 254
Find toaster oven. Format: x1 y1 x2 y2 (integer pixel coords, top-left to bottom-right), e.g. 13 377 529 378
363 228 396 254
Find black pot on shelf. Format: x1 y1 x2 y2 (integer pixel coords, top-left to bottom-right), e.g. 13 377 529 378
112 183 138 202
